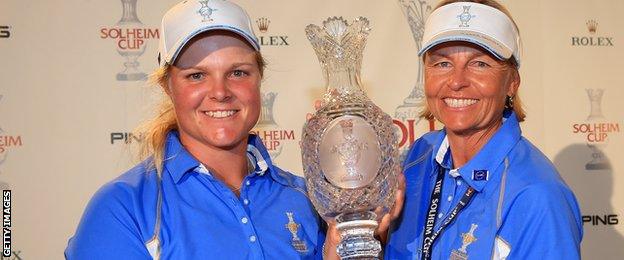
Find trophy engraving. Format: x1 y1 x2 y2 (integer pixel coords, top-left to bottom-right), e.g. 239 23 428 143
320 116 381 189
332 119 368 182
585 89 611 170
301 17 399 259
115 0 148 81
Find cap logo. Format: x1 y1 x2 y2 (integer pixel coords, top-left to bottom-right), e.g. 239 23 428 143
198 0 217 22
458 6 476 27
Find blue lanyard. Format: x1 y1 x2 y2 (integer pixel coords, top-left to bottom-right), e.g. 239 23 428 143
421 166 476 260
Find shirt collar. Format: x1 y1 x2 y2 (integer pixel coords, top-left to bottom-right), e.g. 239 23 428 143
164 131 273 184
164 131 201 183
433 111 522 192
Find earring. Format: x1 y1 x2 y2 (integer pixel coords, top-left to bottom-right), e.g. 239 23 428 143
505 95 514 109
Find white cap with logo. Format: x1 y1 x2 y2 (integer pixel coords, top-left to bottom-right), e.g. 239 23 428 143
419 2 521 66
158 0 260 67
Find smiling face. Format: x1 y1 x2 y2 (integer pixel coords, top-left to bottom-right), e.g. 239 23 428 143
167 31 261 153
423 41 519 137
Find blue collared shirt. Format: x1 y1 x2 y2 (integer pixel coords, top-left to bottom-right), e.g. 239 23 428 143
66 131 324 259
386 111 582 259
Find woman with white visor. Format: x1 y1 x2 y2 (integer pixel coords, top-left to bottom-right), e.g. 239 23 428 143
384 0 582 259
65 1 327 259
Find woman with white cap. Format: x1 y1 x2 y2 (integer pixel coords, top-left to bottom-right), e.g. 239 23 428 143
384 0 582 259
65 1 326 259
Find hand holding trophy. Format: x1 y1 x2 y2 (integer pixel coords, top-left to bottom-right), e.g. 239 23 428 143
301 17 400 259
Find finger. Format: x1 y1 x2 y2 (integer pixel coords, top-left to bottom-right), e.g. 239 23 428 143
326 220 341 243
306 112 313 120
314 99 322 111
390 173 406 219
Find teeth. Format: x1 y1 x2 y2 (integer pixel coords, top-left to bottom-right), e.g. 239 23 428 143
444 98 478 108
205 110 236 118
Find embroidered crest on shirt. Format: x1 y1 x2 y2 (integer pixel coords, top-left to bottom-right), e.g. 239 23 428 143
451 223 478 260
285 212 309 253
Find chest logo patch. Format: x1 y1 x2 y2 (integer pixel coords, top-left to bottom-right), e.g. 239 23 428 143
285 212 309 253
451 223 478 260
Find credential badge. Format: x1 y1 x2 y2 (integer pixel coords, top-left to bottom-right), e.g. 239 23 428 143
458 6 475 27
285 212 308 253
198 0 217 22
450 224 478 260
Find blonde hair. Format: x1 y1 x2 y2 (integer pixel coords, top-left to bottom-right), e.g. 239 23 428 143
420 0 526 122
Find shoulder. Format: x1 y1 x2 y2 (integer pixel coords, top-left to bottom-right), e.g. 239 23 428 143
403 130 442 175
66 159 159 259
501 138 582 231
506 137 572 191
96 160 159 204
269 164 309 195
79 159 160 228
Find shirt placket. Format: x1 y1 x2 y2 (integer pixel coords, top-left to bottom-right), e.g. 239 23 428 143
201 172 265 260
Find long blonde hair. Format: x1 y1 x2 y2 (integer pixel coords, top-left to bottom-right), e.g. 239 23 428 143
420 0 526 122
135 50 266 175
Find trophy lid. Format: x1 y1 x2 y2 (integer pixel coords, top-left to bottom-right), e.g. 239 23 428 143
305 17 371 74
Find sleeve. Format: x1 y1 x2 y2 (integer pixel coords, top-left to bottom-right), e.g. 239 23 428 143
497 182 583 260
64 182 152 260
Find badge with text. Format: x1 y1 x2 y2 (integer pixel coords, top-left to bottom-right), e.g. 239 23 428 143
450 224 478 260
285 212 308 253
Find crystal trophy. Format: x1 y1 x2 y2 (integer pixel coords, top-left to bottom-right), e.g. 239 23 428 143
395 0 431 121
585 89 611 170
116 0 147 81
301 17 399 259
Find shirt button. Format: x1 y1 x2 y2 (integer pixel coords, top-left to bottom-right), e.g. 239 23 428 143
241 217 249 224
438 213 443 219
249 235 257 242
246 180 251 186
447 196 453 202
243 199 249 205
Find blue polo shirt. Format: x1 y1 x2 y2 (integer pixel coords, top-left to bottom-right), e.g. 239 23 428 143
385 111 582 259
66 131 324 259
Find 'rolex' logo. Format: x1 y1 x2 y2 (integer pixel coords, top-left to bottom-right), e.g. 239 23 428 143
256 17 270 33
571 19 614 47
587 19 598 34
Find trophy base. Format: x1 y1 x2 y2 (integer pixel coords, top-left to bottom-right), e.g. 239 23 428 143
117 72 147 81
336 212 380 259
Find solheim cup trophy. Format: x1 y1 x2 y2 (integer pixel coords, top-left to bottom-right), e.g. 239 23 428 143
301 17 399 259
116 0 148 81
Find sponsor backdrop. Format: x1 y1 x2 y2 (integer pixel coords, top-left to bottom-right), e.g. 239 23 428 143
0 0 622 258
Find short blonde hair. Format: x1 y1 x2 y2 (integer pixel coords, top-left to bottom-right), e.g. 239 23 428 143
420 0 526 122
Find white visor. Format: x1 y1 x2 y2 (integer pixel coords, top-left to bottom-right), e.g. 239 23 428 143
158 0 260 68
419 2 521 66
